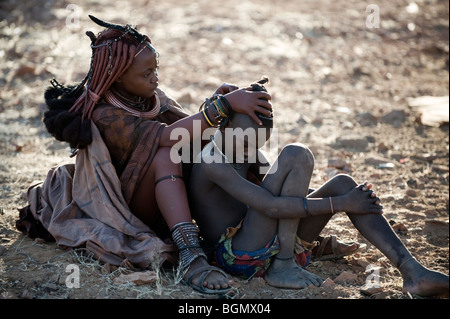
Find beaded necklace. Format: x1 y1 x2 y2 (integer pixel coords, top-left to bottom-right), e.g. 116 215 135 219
103 88 160 119
210 135 245 170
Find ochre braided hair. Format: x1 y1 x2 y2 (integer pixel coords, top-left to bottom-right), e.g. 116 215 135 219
43 22 153 151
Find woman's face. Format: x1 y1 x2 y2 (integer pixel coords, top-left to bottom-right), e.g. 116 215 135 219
114 46 159 99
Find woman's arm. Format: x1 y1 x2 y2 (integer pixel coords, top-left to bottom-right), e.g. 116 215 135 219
159 88 272 147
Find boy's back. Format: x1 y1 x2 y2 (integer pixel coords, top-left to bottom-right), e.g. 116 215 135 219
189 143 249 246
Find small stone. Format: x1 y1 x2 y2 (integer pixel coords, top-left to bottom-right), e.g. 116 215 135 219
432 165 448 174
177 91 193 104
360 284 383 296
365 156 392 166
377 142 390 152
334 136 369 151
334 271 358 284
15 64 36 77
406 189 418 197
392 222 408 234
41 283 59 292
113 271 157 285
328 158 349 169
321 277 335 287
34 238 45 244
20 290 33 299
356 258 371 269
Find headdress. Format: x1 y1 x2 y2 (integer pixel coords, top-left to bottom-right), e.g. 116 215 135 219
65 15 157 119
43 15 158 155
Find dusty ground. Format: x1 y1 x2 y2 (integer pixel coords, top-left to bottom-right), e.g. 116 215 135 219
0 0 448 302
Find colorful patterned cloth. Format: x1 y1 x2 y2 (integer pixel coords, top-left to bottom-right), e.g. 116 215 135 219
294 236 316 268
215 232 280 279
214 221 317 279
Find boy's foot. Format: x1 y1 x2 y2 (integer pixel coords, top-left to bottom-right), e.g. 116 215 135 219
265 257 323 289
401 259 449 297
312 235 365 261
183 257 233 294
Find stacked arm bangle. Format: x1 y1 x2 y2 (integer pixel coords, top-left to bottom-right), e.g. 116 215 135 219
200 95 233 127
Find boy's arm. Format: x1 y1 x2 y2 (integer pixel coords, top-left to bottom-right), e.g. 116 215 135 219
203 162 383 218
203 162 307 218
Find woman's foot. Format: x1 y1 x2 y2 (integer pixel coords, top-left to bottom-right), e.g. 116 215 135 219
183 257 233 293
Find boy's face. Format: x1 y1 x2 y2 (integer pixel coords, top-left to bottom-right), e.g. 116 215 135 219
114 46 159 98
221 114 272 163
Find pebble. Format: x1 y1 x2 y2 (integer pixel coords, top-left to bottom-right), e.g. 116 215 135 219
333 271 358 284
424 219 449 234
365 155 393 166
113 271 157 285
15 64 36 77
20 290 33 299
177 91 193 104
392 222 408 235
333 136 369 151
406 189 418 197
356 258 371 269
360 284 383 296
41 283 59 292
321 277 335 288
410 153 437 163
328 158 350 169
34 238 46 244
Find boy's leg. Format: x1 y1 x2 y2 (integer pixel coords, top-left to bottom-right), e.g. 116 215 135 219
233 144 322 288
232 144 313 252
298 174 413 265
302 174 449 296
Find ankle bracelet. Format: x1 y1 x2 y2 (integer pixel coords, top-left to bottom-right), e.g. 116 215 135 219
398 257 415 270
274 255 294 261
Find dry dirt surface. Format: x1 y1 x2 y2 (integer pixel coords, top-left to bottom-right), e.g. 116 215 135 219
0 0 448 303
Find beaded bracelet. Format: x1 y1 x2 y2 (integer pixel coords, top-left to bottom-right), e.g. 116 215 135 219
200 96 233 127
217 95 232 115
213 98 228 118
201 107 214 127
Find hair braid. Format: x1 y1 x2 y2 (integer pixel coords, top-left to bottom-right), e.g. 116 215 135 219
43 27 149 152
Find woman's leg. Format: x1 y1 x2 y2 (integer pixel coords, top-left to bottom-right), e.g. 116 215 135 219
130 147 189 228
130 147 231 291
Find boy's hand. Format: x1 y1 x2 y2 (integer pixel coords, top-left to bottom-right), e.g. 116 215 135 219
336 182 383 215
223 88 272 125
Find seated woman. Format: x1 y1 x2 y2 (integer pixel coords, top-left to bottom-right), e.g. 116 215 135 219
18 16 273 295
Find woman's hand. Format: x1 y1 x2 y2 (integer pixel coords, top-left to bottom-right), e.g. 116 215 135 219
223 88 272 125
214 83 239 95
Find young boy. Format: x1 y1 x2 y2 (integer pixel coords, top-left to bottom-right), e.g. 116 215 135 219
188 110 449 296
